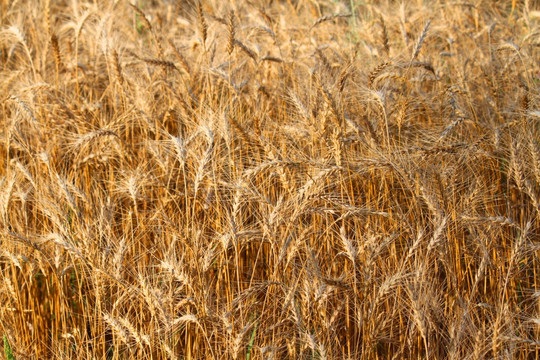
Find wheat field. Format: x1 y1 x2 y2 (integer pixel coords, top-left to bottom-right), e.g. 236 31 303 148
0 0 539 359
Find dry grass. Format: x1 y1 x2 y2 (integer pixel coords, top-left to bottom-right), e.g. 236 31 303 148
0 0 539 359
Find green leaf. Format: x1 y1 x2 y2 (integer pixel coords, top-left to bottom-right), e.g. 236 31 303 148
135 13 144 34
4 335 15 360
245 321 258 360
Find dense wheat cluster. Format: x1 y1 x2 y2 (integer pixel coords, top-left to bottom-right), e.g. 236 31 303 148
1 0 539 359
